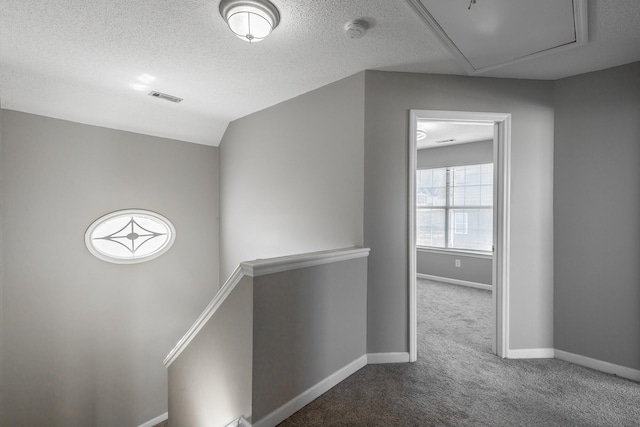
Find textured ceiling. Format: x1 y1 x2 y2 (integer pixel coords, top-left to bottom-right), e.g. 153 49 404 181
1 0 639 146
417 121 493 150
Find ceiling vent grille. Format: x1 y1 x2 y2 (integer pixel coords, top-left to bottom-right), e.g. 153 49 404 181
148 91 183 103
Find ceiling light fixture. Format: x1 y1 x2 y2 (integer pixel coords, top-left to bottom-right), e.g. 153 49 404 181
219 0 280 43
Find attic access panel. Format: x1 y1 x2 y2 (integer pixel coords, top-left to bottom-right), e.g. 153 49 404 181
409 0 587 74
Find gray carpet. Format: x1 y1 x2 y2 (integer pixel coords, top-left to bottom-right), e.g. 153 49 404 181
276 279 640 426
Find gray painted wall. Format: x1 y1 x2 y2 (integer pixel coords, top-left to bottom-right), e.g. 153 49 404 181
0 111 220 426
554 62 640 370
219 73 365 281
418 250 492 286
417 140 493 284
364 71 555 353
168 276 253 427
252 257 367 422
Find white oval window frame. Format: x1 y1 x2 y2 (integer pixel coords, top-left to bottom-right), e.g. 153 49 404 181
85 209 177 264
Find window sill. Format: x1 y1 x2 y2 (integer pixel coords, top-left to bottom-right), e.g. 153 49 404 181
416 246 493 259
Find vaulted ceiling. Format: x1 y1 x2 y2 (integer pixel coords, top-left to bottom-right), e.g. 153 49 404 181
1 0 639 146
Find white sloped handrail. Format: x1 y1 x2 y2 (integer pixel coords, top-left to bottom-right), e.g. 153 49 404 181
164 247 370 368
163 265 245 367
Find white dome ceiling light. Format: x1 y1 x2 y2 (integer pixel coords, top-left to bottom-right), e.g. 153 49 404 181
219 0 280 43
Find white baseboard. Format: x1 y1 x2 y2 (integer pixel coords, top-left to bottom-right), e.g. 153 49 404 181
367 352 411 364
507 348 555 359
251 355 367 427
225 416 252 427
417 274 492 291
138 412 168 427
555 349 640 382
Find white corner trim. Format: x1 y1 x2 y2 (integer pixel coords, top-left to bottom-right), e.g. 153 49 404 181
241 247 370 277
251 355 367 427
367 352 411 364
417 274 492 291
507 348 555 359
138 412 168 427
554 350 640 382
408 113 418 363
163 266 245 367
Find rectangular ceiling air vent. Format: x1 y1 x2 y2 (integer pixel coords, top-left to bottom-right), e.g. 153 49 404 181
148 91 183 103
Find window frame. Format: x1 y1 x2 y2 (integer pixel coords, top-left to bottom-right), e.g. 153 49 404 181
416 163 493 253
85 209 177 264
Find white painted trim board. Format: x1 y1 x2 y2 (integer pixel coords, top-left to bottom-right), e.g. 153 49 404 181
555 349 640 382
225 416 252 427
165 247 371 367
137 412 168 427
507 348 555 359
164 265 245 367
408 110 512 362
505 348 640 382
251 355 368 427
241 247 370 277
367 352 410 364
417 273 492 291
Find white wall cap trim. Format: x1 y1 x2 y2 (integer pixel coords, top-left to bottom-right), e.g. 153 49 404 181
137 412 168 427
251 355 367 427
165 247 370 368
163 265 245 367
506 348 555 359
555 349 640 382
240 247 370 277
367 352 411 364
418 274 492 291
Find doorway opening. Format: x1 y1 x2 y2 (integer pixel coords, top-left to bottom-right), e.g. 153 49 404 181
409 110 511 361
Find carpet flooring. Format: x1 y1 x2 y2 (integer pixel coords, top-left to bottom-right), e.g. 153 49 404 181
276 279 640 427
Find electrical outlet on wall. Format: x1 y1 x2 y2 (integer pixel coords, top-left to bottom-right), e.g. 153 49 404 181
455 259 461 268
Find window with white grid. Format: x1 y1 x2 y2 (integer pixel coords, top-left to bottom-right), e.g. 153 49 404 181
416 163 493 252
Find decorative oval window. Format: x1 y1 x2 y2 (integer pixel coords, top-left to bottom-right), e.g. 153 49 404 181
85 209 176 264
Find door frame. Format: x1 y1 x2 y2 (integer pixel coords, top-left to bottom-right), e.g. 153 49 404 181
409 110 511 361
